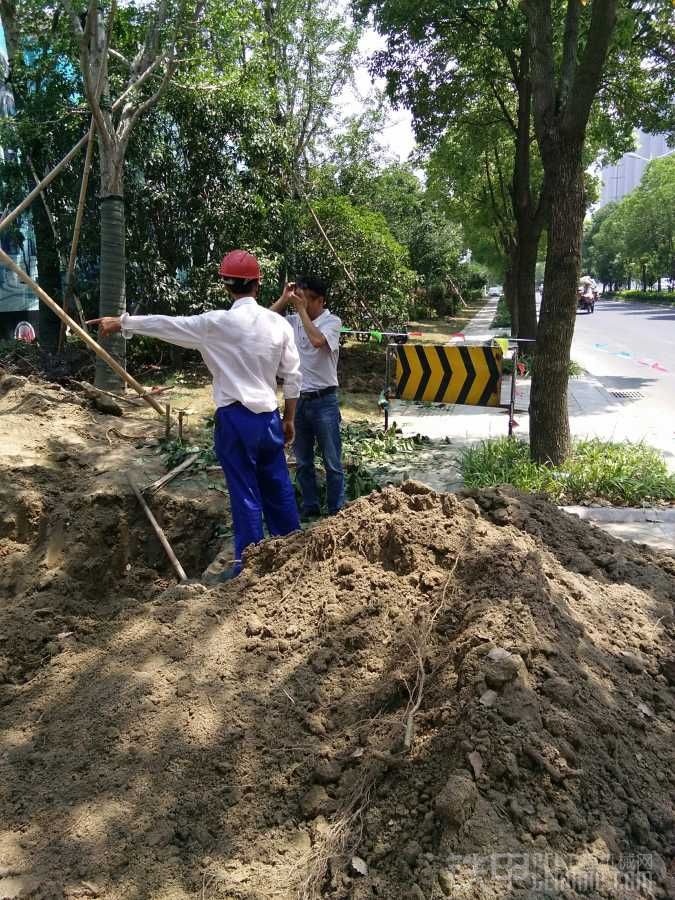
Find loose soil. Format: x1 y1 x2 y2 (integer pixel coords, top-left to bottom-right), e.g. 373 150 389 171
1 372 674 900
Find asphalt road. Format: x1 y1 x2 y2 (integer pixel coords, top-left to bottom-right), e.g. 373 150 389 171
571 298 675 417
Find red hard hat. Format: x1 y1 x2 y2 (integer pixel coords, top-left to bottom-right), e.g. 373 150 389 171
219 250 261 282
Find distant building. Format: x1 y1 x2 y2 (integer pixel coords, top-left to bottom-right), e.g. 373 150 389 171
0 21 40 339
598 131 674 207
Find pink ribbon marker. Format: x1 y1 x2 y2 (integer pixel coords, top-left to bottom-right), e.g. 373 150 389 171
651 362 668 373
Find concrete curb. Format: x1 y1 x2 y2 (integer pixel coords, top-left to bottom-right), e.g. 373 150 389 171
562 506 675 524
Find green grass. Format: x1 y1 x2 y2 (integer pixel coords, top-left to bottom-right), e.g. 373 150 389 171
502 353 583 379
461 437 675 506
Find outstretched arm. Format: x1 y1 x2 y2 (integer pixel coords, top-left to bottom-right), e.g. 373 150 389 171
88 312 209 350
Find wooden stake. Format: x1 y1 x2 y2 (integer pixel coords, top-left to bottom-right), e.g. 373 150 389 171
165 403 172 438
127 474 188 582
177 409 185 440
0 135 91 236
0 247 165 416
143 451 201 496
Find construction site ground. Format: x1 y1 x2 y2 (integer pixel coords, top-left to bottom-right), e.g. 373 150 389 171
1 366 674 900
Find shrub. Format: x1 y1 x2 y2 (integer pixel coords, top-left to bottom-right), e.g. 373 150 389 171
614 290 675 304
461 437 675 505
426 282 456 317
294 197 415 329
491 296 511 328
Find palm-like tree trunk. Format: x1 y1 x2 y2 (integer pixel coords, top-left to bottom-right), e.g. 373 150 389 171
97 193 126 389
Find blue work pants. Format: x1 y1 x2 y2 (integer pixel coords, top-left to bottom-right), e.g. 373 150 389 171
293 392 345 516
214 404 299 573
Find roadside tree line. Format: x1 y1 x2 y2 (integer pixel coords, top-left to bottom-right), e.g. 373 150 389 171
584 154 674 294
362 0 673 462
1 0 673 464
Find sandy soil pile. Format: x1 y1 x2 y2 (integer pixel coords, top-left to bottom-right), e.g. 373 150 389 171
0 374 674 900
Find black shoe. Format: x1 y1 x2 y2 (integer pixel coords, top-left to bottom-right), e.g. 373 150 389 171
300 509 321 523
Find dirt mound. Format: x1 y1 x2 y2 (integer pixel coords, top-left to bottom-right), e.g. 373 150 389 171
0 474 674 899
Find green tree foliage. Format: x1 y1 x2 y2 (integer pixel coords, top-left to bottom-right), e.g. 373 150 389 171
259 0 361 180
0 0 86 349
352 164 465 294
314 153 470 315
584 154 675 290
293 196 415 328
621 154 674 286
427 125 519 284
359 0 545 338
2 0 470 354
123 79 289 318
583 202 629 290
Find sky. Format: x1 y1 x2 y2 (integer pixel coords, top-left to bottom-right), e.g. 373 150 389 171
341 26 417 163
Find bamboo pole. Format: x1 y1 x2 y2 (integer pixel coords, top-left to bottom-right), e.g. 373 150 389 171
0 246 165 416
75 380 143 407
127 475 188 582
0 135 91 236
27 157 67 270
143 450 201 496
58 118 98 350
0 72 159 236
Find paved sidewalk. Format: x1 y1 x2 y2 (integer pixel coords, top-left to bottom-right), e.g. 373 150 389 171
461 295 502 339
562 506 675 553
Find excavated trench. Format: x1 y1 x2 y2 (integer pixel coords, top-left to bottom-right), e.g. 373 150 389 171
0 469 225 685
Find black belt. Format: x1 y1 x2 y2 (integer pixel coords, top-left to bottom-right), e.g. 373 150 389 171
299 386 337 400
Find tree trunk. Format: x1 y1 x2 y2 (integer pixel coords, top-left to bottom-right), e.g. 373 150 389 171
32 199 62 353
530 140 584 464
511 39 541 342
515 222 539 339
96 193 126 390
503 261 517 328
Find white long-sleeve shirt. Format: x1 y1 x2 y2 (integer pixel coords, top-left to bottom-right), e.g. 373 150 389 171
120 297 302 414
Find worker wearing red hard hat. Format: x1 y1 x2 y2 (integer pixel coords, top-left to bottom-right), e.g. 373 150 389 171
88 250 302 579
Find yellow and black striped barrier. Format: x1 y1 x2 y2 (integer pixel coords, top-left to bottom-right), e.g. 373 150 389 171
392 344 503 407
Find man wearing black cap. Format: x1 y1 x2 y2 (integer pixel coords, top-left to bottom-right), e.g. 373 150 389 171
271 276 345 519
